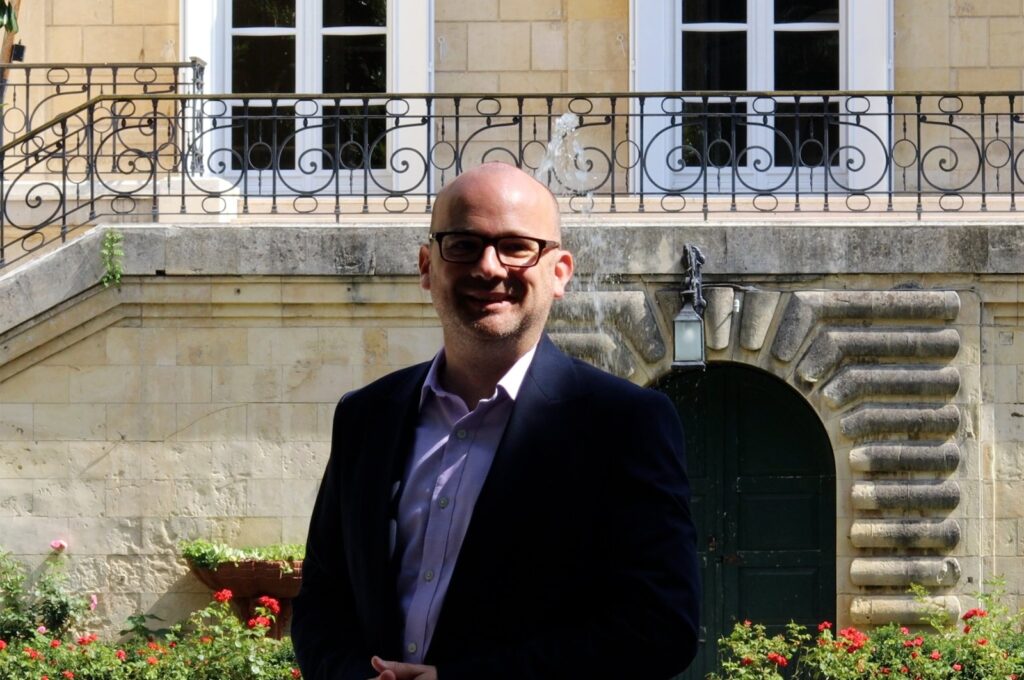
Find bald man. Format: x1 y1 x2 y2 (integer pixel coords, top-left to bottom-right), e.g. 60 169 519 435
292 163 700 680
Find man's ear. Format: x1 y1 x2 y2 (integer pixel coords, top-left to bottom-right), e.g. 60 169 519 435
551 250 574 299
418 244 431 291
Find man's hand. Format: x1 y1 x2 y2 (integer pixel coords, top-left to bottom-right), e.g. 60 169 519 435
369 655 438 680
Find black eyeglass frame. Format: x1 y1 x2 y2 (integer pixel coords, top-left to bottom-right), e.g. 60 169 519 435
428 231 561 268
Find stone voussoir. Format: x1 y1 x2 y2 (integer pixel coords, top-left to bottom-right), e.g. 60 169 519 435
849 596 960 625
848 442 961 473
772 290 961 363
850 519 961 549
797 328 961 385
849 557 961 587
822 366 961 409
552 291 666 364
850 480 961 511
840 404 961 439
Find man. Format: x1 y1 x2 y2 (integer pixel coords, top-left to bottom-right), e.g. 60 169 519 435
292 163 700 680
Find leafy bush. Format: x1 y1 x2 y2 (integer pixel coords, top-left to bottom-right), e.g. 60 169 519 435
711 580 1024 679
0 548 302 679
0 548 86 642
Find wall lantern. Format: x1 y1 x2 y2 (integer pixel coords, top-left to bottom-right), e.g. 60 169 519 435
672 244 706 370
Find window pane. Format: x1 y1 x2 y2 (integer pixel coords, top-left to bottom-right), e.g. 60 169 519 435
323 35 387 92
233 36 295 92
233 0 295 27
231 106 297 170
324 0 386 27
682 0 745 23
682 32 746 90
682 102 748 169
323 105 387 169
773 102 839 167
775 0 839 23
774 32 838 89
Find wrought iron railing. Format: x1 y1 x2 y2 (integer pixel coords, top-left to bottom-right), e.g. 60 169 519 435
0 59 205 149
2 91 1023 268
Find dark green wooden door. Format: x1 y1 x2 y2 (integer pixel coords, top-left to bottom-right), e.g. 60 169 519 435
656 363 836 679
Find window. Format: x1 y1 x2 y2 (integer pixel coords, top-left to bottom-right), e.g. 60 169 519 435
632 0 892 194
181 0 431 191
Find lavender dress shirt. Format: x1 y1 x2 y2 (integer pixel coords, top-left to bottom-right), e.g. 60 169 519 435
392 345 537 664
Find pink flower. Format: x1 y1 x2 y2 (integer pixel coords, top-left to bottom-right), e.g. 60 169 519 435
36 626 47 635
49 539 67 552
89 594 98 611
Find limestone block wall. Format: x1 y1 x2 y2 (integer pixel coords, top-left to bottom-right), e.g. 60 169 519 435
0 266 442 631
1 221 1023 634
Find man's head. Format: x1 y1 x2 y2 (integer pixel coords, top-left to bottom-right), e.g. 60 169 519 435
419 162 574 355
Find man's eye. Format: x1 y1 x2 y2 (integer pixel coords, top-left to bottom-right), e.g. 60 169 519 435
446 237 480 253
498 239 537 257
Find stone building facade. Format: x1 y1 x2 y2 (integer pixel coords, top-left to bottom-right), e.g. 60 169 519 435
2 1 1024 675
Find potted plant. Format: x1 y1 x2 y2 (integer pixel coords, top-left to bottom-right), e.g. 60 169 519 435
179 540 305 639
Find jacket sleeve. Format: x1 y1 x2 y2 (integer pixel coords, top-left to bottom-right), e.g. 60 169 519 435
436 390 701 680
292 398 376 680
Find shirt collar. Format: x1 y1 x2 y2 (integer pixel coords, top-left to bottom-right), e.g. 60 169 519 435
419 343 538 410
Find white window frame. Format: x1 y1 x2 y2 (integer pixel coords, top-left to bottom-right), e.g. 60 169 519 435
631 0 893 197
180 0 433 194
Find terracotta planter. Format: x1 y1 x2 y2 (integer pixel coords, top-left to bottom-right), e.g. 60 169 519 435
187 559 303 639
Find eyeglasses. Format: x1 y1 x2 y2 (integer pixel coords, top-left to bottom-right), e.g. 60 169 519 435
429 231 560 268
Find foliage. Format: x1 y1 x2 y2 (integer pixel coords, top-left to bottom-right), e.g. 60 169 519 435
0 1 17 34
0 548 86 642
0 550 302 680
179 540 305 572
100 229 125 288
706 620 806 679
711 579 1024 679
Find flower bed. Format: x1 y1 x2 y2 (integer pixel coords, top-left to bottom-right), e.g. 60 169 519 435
0 546 301 679
709 584 1024 679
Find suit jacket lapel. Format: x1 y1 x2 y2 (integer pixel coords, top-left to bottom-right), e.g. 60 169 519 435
353 363 429 657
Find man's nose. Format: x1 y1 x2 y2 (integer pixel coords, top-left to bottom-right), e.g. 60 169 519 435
472 244 507 277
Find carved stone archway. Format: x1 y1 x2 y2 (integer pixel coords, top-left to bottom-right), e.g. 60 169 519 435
549 287 966 625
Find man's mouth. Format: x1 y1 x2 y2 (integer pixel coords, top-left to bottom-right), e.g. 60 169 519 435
460 289 516 310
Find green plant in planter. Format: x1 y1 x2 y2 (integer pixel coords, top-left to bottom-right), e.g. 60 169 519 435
179 540 305 571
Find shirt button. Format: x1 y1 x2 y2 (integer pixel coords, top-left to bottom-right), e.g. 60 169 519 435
424 569 434 582
407 642 417 654
456 429 467 439
438 497 449 509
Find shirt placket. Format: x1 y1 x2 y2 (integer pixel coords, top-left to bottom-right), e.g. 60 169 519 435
404 406 484 662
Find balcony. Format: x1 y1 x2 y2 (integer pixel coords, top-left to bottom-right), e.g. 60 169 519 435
2 86 1023 269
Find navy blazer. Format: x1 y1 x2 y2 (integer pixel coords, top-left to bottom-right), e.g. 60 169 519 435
293 336 700 680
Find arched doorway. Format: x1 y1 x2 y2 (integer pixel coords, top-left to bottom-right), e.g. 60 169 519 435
656 363 836 679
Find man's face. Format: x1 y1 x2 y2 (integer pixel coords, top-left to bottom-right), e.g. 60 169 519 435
419 166 573 349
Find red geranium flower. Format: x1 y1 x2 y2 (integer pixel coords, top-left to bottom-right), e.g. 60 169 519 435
247 616 272 629
257 595 281 615
213 589 233 603
0 639 6 651
146 656 158 665
115 649 127 661
291 670 302 679
818 621 832 632
62 671 75 679
930 649 941 660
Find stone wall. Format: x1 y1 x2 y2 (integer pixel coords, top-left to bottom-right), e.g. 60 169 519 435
1 221 1023 632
